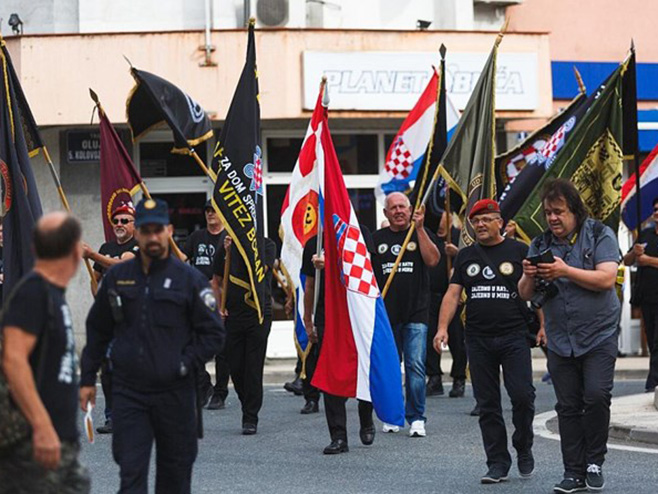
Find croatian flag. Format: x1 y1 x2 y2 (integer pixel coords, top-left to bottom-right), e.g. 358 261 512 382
312 91 405 426
621 141 658 231
280 88 324 361
375 69 460 203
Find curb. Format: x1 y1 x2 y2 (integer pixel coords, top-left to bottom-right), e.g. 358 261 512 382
608 425 658 445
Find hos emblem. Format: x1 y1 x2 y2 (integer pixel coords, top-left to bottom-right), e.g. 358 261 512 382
378 243 388 254
467 263 480 277
199 288 217 312
391 244 402 256
482 266 495 280
407 241 417 252
499 262 514 276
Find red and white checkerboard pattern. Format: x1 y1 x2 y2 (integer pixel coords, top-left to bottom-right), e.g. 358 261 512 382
385 139 414 180
540 125 567 161
253 155 263 191
336 220 380 299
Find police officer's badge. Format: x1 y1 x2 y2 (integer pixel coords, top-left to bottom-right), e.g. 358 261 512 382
200 288 217 312
467 263 480 277
407 241 417 251
391 244 402 255
499 262 514 276
378 243 388 254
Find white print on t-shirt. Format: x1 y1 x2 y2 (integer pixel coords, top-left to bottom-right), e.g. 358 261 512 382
382 261 414 275
471 285 510 300
482 266 495 280
58 304 77 385
195 243 216 266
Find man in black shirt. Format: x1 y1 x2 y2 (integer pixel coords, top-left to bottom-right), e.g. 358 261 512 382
82 202 139 435
0 212 90 493
185 200 229 410
372 192 440 438
435 199 535 484
212 235 276 435
426 210 467 399
624 196 658 393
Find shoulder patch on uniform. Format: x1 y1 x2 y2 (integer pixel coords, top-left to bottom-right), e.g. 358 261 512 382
199 287 217 312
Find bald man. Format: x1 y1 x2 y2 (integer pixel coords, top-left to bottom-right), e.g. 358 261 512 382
0 212 90 493
371 192 440 438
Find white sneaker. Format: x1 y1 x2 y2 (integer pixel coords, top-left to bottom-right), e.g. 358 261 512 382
382 423 400 433
409 420 426 437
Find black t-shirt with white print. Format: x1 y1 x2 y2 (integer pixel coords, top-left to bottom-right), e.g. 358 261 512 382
93 237 139 275
371 226 441 327
2 272 79 442
184 228 223 280
450 238 528 336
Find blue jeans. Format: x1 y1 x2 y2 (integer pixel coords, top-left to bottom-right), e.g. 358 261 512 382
392 322 427 424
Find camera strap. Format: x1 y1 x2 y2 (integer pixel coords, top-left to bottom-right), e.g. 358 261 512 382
473 243 537 330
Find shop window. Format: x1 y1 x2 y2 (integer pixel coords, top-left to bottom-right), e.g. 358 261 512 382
140 142 207 177
266 134 379 175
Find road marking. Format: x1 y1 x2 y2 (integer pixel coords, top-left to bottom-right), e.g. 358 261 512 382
534 410 658 455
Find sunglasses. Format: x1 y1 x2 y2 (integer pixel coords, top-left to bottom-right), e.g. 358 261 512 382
112 218 134 225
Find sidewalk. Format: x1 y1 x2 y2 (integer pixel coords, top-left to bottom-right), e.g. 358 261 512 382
608 391 658 445
260 353 653 383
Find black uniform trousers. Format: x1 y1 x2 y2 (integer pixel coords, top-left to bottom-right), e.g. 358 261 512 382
641 303 658 391
547 334 617 479
466 330 535 470
112 383 198 494
302 342 321 404
197 351 230 400
225 316 272 425
100 357 113 420
426 294 467 380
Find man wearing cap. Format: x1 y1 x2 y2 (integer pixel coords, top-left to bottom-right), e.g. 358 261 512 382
183 199 229 411
81 202 139 435
434 199 536 484
80 198 225 494
371 192 440 438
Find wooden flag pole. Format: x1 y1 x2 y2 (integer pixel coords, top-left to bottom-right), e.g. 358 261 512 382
445 185 453 276
41 145 98 292
220 244 232 313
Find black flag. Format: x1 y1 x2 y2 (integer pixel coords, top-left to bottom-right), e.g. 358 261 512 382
0 39 43 294
211 21 265 322
126 68 213 153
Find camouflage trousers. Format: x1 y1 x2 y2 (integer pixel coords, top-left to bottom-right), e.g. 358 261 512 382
0 439 90 494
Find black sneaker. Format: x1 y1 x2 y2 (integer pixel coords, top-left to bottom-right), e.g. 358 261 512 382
426 375 444 396
553 478 587 493
470 403 481 416
586 464 605 491
449 378 465 398
96 419 113 434
284 376 304 396
300 400 319 414
481 466 509 484
517 451 534 478
242 423 257 435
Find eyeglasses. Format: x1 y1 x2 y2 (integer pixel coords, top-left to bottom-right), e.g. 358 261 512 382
470 216 501 226
112 218 134 225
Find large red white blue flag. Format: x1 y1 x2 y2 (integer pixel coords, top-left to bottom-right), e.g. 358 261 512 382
312 88 405 426
621 141 658 230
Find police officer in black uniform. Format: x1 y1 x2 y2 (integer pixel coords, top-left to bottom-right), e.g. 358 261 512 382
80 198 225 494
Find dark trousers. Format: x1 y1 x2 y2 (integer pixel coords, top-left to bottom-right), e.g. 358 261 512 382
547 335 617 478
426 295 467 380
112 384 198 494
226 317 272 425
100 358 113 420
302 342 321 403
197 351 230 400
466 331 535 470
641 304 658 390
324 394 374 443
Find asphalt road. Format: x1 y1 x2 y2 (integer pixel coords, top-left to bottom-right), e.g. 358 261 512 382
80 379 657 494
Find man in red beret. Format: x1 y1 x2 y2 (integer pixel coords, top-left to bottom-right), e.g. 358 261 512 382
81 202 139 434
434 198 538 484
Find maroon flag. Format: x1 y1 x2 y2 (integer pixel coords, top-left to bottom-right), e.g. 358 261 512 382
99 109 142 242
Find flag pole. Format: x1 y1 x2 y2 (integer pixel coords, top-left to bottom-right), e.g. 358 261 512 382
220 244 231 313
313 77 328 320
445 185 453 276
40 145 98 291
382 50 444 299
